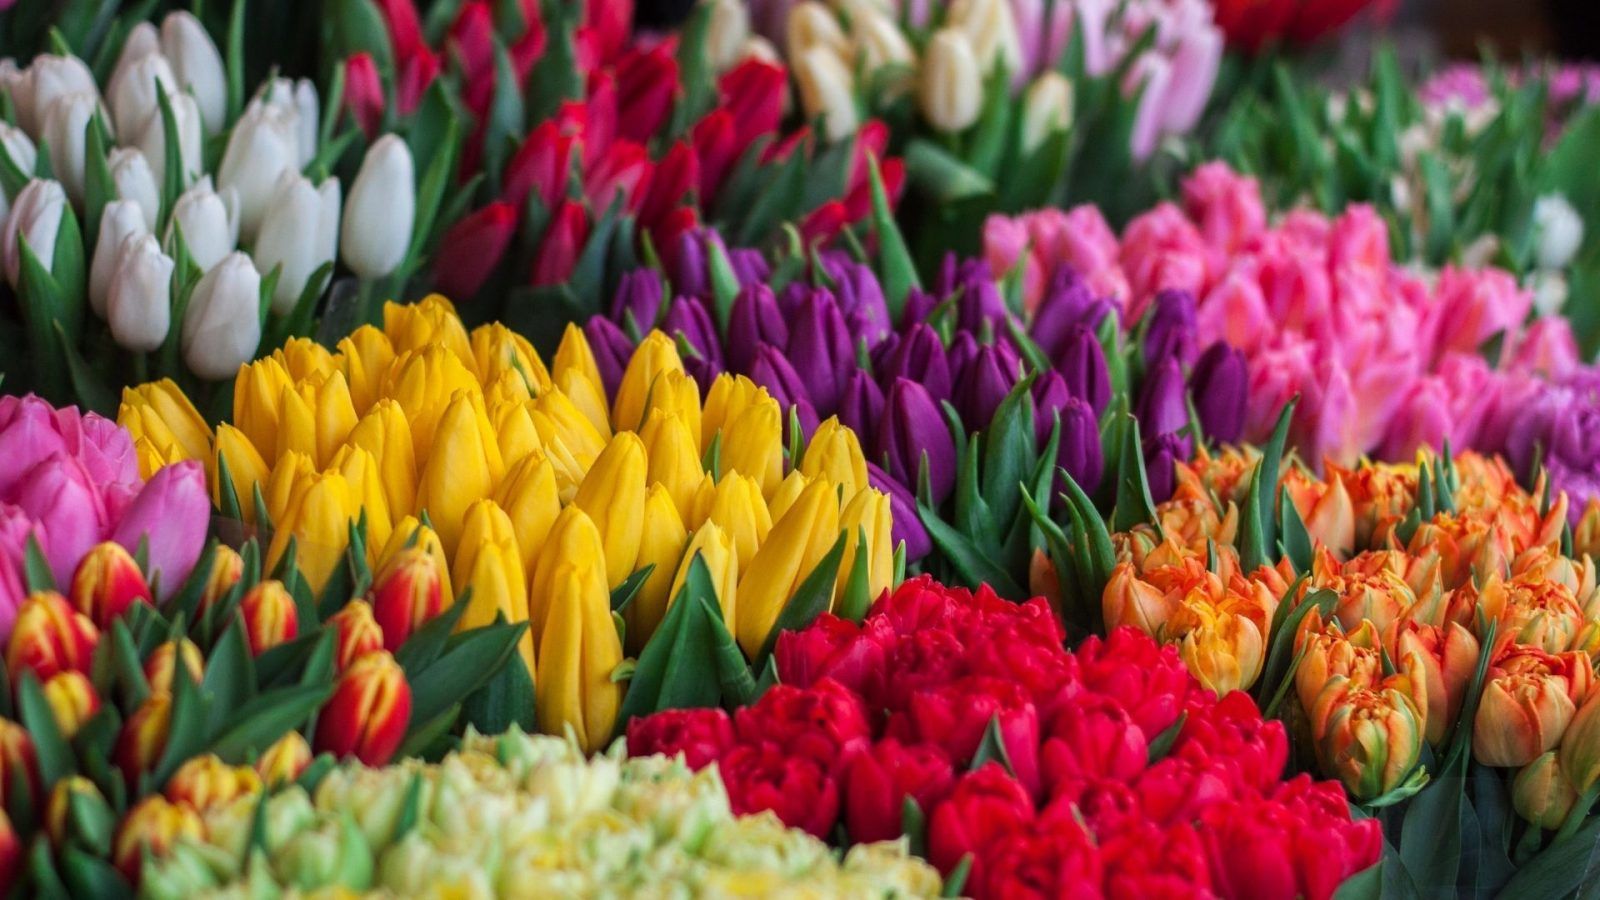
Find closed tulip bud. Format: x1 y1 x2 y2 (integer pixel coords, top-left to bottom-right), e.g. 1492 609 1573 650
112 796 202 881
706 0 752 71
787 2 850 60
341 134 415 279
42 671 100 739
920 29 982 134
836 488 893 607
1 178 66 287
528 506 607 650
238 580 299 656
736 480 841 656
1311 675 1425 801
879 378 957 506
368 547 443 651
255 731 312 788
702 474 773 570
493 454 562 575
261 76 319 166
230 357 291 457
794 46 858 142
41 91 101 205
210 425 268 522
0 123 36 225
706 383 784 500
1514 751 1578 830
197 546 243 616
328 600 384 672
329 445 393 555
166 175 239 273
70 541 152 628
117 379 213 474
13 55 96 137
1477 648 1594 768
46 776 106 846
454 499 534 673
612 332 687 433
135 89 202 192
1021 72 1072 154
115 691 173 781
106 233 176 351
0 809 14 891
536 550 623 754
316 650 411 766
255 171 341 313
801 417 869 503
416 391 504 557
160 11 227 132
89 200 150 319
268 469 358 592
217 99 299 240
166 753 262 814
108 146 160 229
640 412 704 520
143 639 203 695
181 251 262 380
574 433 649 588
1559 690 1600 796
627 485 690 652
1391 620 1478 746
7 591 99 683
1190 342 1248 445
108 48 176 137
0 719 41 810
671 522 740 625
379 516 455 605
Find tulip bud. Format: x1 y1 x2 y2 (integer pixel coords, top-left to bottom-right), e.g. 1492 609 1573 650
0 123 38 198
794 46 858 142
255 731 313 788
108 147 160 229
854 11 915 83
115 691 173 782
316 650 411 766
1310 675 1425 801
453 500 534 674
494 454 562 575
1 178 66 287
108 48 177 137
70 541 153 628
706 0 752 71
166 175 240 272
328 600 384 672
1533 194 1584 272
367 547 444 651
106 233 176 352
180 251 262 380
1559 690 1600 796
89 199 150 319
112 796 202 881
343 52 384 137
0 719 41 810
1514 751 1579 830
574 433 650 588
878 378 957 506
0 809 15 892
42 91 101 205
735 480 841 656
921 29 982 133
238 580 299 656
135 89 202 192
160 11 227 133
166 753 262 814
1477 648 1593 768
46 775 106 846
1021 72 1072 154
144 639 204 695
7 591 99 683
217 99 301 240
626 485 691 652
42 671 100 740
536 546 623 754
837 488 894 607
341 134 415 279
255 170 341 314
197 545 244 616
15 55 97 137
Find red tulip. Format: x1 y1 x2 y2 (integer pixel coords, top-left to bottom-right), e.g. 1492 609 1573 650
434 201 518 299
585 139 651 214
6 591 98 684
691 110 739 206
316 650 411 765
0 719 40 810
582 74 618 170
450 2 497 115
842 738 955 843
581 0 632 67
504 119 581 214
374 0 427 56
799 200 847 246
531 200 589 286
368 546 444 650
636 140 698 232
396 47 441 116
510 0 547 80
238 580 298 656
70 541 152 629
343 52 386 138
732 679 872 769
927 763 1035 882
718 59 785 156
625 707 734 770
719 743 840 838
614 46 678 143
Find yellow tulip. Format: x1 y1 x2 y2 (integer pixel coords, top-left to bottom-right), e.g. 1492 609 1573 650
378 516 455 608
275 370 358 467
232 356 294 461
640 369 702 452
415 391 505 558
531 390 606 469
328 445 394 558
493 453 562 575
271 337 337 382
551 322 604 403
383 295 476 377
530 423 589 504
767 470 812 522
710 380 783 498
452 500 533 674
265 470 358 593
262 451 317 526
684 472 718 528
554 367 613 442
611 332 685 433
528 506 606 648
336 325 397 415
702 374 765 448
627 485 689 653
210 424 269 523
471 322 552 397
801 418 868 503
836 488 893 608
536 554 623 754
670 522 739 627
384 345 481 461
640 412 704 520
487 393 544 469
118 379 213 464
346 399 418 518
702 474 772 571
1178 605 1266 696
735 479 841 657
573 433 648 588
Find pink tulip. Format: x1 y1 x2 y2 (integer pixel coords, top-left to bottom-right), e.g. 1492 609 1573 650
111 460 209 599
1119 203 1207 320
13 453 109 589
1198 264 1274 355
1508 317 1580 381
0 396 137 499
1378 375 1455 462
0 505 38 638
0 396 70 501
1328 204 1391 282
1428 267 1533 362
1182 161 1266 264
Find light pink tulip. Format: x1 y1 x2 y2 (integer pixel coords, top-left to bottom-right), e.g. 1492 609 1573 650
14 452 109 588
1119 202 1207 320
1428 267 1533 362
111 459 209 598
1182 161 1266 264
1508 317 1581 380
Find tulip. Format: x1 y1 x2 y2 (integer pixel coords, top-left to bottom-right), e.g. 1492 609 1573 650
670 521 740 627
181 251 263 379
157 11 226 132
1559 690 1600 796
432 200 515 301
414 392 504 558
1532 194 1584 272
135 89 203 192
193 545 243 615
89 200 150 319
920 29 982 134
1475 648 1593 768
837 488 893 607
0 718 39 812
735 480 841 656
143 639 203 695
801 417 870 504
573 433 649 588
318 649 410 766
1310 675 1425 800
454 500 534 673
107 47 175 137
261 76 319 166
42 670 99 739
1513 751 1578 830
115 691 173 782
217 99 300 240
41 91 101 205
112 796 202 881
624 485 691 652
13 55 97 137
341 134 415 279
256 171 341 314
368 546 444 651
70 541 152 628
1021 71 1072 154
45 776 108 850
878 378 957 505
112 460 208 597
255 731 313 788
1055 323 1112 417
167 175 240 273
6 591 98 683
163 754 260 821
238 580 299 656
536 544 623 754
1 178 66 287
793 46 858 144
325 599 383 672
0 123 36 226
103 233 176 352
105 147 160 230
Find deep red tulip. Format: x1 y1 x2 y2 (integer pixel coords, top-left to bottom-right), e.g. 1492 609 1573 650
434 201 518 299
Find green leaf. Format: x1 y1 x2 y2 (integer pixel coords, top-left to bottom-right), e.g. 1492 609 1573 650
968 715 1016 776
1242 400 1297 572
755 532 850 666
207 684 330 763
393 591 473 675
23 533 56 593
917 502 1027 599
393 701 459 761
698 595 759 707
59 847 132 899
407 622 527 727
617 553 724 726
942 855 973 898
1146 712 1187 764
866 151 919 319
1398 775 1464 895
1110 414 1159 534
609 564 655 614
154 84 184 230
224 0 246 124
1278 484 1314 575
16 672 74 789
110 619 152 709
460 654 536 736
836 527 874 623
154 665 210 784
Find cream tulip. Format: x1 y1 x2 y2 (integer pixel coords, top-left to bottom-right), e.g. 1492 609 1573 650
90 199 149 317
160 11 228 133
255 170 341 314
340 134 414 280
181 251 262 380
107 234 175 352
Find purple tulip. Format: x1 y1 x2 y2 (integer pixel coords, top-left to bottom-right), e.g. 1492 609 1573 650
1031 267 1111 358
1142 288 1199 368
750 343 820 439
670 229 710 298
1143 432 1190 505
14 452 109 588
870 332 901 372
1057 396 1105 494
1032 370 1072 445
954 342 1020 430
728 247 771 288
838 369 885 442
1190 342 1248 444
786 288 855 417
610 269 665 333
662 296 724 390
878 378 957 506
583 317 635 397
726 285 789 374
819 251 891 346
1054 324 1111 417
868 461 932 561
899 287 938 330
946 257 1009 335
112 460 208 598
882 323 952 403
1137 356 1190 440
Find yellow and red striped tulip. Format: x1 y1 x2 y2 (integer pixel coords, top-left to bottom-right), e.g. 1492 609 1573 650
165 753 262 815
115 692 172 782
7 591 99 683
368 545 445 650
255 731 313 788
112 796 202 881
316 650 411 766
69 541 152 628
41 671 99 739
143 639 204 695
328 600 385 672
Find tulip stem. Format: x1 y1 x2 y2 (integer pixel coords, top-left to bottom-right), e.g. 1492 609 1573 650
132 351 148 385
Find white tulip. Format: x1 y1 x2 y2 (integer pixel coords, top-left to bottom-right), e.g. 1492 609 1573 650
89 199 149 318
107 51 177 138
1 179 66 286
114 23 161 73
217 98 299 241
919 29 981 134
160 11 227 134
107 233 174 352
262 77 319 166
0 122 38 222
340 134 414 279
1530 271 1570 318
107 147 160 230
1020 72 1072 155
854 12 915 80
15 55 97 138
947 0 1022 83
166 176 239 273
255 171 341 314
706 0 751 72
1533 194 1584 272
135 89 203 192
41 91 103 205
787 3 849 61
181 251 262 380
794 46 858 142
